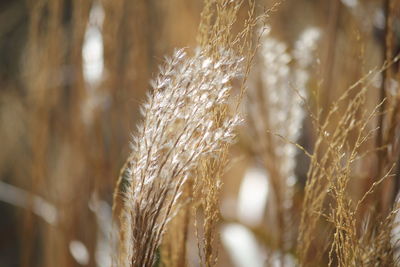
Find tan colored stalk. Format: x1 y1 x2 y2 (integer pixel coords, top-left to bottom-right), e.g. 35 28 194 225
297 68 383 265
192 1 267 266
298 55 400 265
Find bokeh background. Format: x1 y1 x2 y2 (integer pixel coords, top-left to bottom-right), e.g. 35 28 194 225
0 0 398 266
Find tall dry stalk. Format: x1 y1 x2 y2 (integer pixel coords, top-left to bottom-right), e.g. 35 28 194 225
296 68 373 265
193 149 229 267
297 58 400 266
23 1 94 266
191 1 272 266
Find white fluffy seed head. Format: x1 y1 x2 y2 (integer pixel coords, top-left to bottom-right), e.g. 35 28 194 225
120 48 243 267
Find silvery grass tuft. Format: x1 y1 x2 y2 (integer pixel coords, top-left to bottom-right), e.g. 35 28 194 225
116 48 243 267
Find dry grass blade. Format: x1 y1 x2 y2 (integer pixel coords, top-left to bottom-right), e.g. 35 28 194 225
297 67 384 266
190 1 266 266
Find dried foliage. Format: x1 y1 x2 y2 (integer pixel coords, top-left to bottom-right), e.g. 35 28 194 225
3 0 400 267
297 63 400 266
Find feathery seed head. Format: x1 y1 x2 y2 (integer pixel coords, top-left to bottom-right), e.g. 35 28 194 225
118 48 243 267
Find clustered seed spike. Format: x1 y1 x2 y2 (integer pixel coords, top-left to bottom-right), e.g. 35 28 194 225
118 48 243 267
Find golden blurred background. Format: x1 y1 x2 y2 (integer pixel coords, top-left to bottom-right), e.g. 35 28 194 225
0 0 399 266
